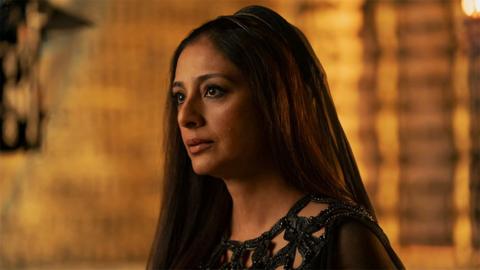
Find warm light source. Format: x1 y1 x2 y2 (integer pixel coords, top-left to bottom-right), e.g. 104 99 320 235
462 0 480 17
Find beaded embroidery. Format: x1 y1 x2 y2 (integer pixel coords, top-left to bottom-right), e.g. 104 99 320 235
201 194 376 270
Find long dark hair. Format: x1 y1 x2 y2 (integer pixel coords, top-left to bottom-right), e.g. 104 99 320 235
148 5 374 269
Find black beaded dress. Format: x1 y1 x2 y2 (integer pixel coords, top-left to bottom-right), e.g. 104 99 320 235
201 194 404 269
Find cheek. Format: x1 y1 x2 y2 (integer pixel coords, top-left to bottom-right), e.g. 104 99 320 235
178 125 187 144
212 103 263 154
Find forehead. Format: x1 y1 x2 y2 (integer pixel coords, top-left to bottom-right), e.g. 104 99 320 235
174 36 241 81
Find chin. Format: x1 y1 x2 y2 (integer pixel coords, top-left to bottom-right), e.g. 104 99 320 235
191 160 216 176
191 159 229 178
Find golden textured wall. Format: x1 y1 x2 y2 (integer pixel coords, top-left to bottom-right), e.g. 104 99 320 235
0 0 478 269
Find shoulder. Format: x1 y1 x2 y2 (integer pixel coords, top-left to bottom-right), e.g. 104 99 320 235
315 200 404 269
305 196 404 269
329 219 398 269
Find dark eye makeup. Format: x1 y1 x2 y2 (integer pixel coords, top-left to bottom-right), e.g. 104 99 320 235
171 91 185 105
204 84 226 98
171 84 227 106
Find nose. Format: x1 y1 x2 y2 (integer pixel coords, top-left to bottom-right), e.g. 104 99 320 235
177 97 205 129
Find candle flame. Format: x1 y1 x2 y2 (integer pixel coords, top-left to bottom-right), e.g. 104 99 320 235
462 0 480 17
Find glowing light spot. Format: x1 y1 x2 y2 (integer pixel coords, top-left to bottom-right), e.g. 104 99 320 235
462 0 480 17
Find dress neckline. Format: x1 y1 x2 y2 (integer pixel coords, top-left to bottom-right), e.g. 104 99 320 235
224 194 332 246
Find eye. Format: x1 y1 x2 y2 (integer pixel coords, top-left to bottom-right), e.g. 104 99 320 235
204 85 225 98
172 92 186 105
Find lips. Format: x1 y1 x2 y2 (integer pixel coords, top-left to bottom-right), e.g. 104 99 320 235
186 138 214 155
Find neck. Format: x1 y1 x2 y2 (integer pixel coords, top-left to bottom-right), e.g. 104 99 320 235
223 168 304 241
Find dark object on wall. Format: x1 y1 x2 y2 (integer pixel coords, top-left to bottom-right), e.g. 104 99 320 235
0 0 91 152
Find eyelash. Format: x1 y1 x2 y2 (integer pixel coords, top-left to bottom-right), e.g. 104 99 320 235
172 85 226 105
172 92 185 105
204 85 226 98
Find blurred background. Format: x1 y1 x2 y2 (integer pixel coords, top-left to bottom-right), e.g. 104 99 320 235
0 0 478 269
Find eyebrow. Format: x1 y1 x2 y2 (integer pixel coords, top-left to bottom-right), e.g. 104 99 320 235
172 73 234 90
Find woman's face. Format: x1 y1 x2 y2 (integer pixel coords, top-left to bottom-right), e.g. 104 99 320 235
173 36 270 179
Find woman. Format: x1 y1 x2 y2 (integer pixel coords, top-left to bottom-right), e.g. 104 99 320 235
148 5 404 269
